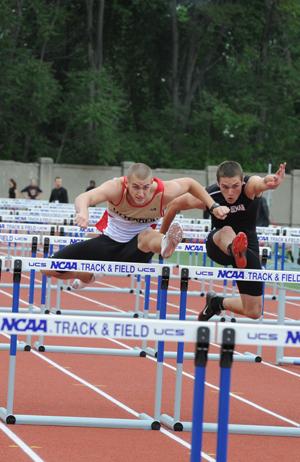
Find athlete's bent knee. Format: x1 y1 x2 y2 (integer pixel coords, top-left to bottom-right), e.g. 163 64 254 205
214 226 235 244
137 229 152 250
244 303 262 319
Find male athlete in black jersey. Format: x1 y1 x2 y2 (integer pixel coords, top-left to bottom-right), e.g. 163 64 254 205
160 161 286 321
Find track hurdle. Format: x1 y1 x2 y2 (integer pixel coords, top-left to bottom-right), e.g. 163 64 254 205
275 283 300 365
1 314 300 460
0 241 43 353
39 235 145 318
161 265 300 439
7 257 174 358
0 311 214 440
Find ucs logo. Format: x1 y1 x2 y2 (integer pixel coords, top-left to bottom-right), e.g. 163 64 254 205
247 332 278 341
29 261 47 268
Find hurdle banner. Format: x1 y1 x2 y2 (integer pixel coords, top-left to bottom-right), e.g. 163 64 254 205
181 230 300 244
2 312 299 349
0 222 54 233
0 233 40 244
259 234 300 244
57 224 101 234
176 243 206 253
42 235 89 246
176 242 272 258
0 313 208 342
8 257 300 283
10 256 168 277
185 265 300 284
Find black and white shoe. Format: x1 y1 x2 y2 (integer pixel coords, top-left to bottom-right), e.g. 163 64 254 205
198 291 222 321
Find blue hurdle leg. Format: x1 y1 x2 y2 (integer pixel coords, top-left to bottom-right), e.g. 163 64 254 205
216 328 235 462
173 268 189 423
6 260 22 417
154 267 169 422
160 268 189 430
190 326 210 462
141 274 151 351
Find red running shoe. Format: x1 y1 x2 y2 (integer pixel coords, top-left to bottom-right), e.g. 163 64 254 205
231 232 248 268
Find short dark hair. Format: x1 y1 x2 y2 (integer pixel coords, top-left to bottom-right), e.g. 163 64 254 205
127 163 152 181
217 161 243 182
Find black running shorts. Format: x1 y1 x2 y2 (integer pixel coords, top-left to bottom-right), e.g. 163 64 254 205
52 234 154 264
205 229 263 296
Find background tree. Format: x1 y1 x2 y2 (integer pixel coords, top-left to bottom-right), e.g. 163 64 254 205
0 0 299 171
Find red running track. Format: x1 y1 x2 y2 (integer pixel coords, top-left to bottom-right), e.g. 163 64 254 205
0 270 299 462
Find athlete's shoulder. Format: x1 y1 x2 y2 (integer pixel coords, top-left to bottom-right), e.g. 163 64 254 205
102 177 125 204
153 177 164 192
206 182 220 195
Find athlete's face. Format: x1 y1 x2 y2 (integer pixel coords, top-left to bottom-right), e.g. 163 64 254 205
218 175 243 204
127 174 153 205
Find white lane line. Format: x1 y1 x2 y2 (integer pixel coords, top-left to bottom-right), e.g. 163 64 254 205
1 271 125 314
0 421 44 462
57 290 125 313
108 337 300 427
94 279 200 315
286 301 300 307
0 292 215 461
28 348 215 462
259 358 300 377
1 276 300 427
209 341 300 379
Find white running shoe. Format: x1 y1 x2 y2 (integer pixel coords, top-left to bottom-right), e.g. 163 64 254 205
71 274 95 290
160 222 183 259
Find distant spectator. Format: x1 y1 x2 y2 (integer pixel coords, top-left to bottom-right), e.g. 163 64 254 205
85 180 96 192
49 176 69 203
21 179 42 200
256 196 270 227
8 178 18 199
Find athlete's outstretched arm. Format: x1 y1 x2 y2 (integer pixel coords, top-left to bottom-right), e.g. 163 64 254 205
75 179 122 228
246 162 286 197
160 194 204 234
163 178 229 220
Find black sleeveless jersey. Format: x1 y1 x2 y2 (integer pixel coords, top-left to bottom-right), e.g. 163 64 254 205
206 176 260 235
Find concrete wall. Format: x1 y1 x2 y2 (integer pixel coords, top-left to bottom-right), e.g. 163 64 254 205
0 157 297 226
